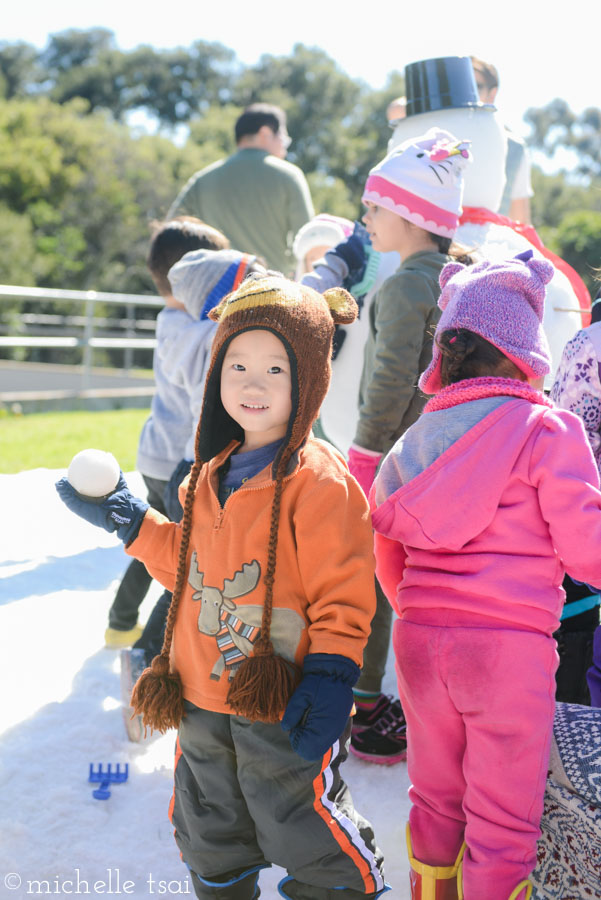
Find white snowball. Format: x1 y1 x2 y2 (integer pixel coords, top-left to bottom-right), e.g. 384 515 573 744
67 449 120 497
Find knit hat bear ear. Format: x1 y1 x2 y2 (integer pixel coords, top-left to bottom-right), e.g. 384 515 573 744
513 250 554 320
439 260 466 289
484 250 554 322
208 294 232 322
515 249 554 284
323 287 358 324
437 261 467 313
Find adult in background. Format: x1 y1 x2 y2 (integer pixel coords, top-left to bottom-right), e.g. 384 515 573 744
168 103 314 276
471 56 533 224
386 96 406 128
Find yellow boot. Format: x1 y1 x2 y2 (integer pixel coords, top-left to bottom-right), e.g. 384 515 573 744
507 881 532 900
407 823 465 900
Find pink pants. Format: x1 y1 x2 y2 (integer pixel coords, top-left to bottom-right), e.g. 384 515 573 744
394 615 557 900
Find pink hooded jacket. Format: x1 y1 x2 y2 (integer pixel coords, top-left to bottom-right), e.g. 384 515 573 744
371 392 601 636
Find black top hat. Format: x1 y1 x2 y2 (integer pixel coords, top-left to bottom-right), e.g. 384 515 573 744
405 56 485 117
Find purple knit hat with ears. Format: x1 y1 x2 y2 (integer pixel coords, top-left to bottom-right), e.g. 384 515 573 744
419 250 554 394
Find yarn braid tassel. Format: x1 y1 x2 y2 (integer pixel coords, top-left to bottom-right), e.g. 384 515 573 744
130 653 184 734
226 638 301 723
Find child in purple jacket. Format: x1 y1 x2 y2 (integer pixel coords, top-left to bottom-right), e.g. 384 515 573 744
371 251 601 900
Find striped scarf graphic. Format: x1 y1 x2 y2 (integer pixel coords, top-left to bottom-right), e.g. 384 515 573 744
216 609 261 669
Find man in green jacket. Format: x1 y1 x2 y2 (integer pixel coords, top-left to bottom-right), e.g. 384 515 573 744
168 104 314 275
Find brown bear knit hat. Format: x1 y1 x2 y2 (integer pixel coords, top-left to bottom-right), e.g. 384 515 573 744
131 274 358 731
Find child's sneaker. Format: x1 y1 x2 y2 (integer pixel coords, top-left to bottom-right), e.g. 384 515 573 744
352 693 394 734
120 648 148 742
350 699 407 765
105 624 144 648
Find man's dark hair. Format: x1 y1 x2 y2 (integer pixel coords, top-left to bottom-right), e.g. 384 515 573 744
147 216 230 298
235 103 286 143
470 56 499 92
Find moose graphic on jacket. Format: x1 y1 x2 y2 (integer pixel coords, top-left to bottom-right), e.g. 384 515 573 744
188 551 305 682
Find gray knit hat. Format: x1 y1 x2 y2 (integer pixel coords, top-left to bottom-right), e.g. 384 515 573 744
168 249 262 319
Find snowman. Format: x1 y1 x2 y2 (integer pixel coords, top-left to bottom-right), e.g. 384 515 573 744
389 56 589 386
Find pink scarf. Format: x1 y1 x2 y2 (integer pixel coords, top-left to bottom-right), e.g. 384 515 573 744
424 376 553 413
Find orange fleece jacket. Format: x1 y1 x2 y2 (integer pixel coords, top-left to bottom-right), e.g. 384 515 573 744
127 436 377 715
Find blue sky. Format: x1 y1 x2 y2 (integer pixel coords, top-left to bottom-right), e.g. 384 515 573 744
6 1 597 141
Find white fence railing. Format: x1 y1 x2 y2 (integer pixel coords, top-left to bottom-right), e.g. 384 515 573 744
0 284 162 378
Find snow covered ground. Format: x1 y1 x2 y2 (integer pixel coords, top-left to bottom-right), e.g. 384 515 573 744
0 468 410 899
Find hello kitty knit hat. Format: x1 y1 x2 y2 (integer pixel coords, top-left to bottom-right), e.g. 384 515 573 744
419 249 554 394
362 127 471 238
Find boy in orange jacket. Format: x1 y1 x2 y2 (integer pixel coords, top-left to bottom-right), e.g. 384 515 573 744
56 274 388 900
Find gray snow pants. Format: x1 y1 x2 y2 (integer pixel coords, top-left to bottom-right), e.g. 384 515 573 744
170 701 386 898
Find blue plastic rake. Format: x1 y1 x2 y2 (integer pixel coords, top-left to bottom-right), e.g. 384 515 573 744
88 762 129 800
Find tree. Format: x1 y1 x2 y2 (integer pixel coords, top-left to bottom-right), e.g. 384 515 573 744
337 70 406 206
0 94 203 364
118 41 237 125
526 98 601 180
531 167 601 232
186 103 238 169
306 172 357 220
548 210 601 294
0 205 36 284
40 28 115 75
0 42 40 99
0 95 191 293
35 30 236 126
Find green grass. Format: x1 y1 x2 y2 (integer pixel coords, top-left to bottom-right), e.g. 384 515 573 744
0 408 151 473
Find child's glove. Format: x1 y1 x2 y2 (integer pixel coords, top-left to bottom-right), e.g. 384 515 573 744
348 445 382 497
332 222 369 287
281 653 360 761
55 473 149 544
164 458 192 523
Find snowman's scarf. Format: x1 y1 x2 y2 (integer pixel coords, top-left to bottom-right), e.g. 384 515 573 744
461 206 590 327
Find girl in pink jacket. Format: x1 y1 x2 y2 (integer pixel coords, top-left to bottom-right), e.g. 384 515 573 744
371 250 601 900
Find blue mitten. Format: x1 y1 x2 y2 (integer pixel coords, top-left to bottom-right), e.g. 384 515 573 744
56 473 149 544
332 232 367 278
281 653 360 761
334 222 375 304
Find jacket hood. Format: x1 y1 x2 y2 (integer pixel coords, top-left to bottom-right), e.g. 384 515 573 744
168 249 260 320
372 399 548 552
